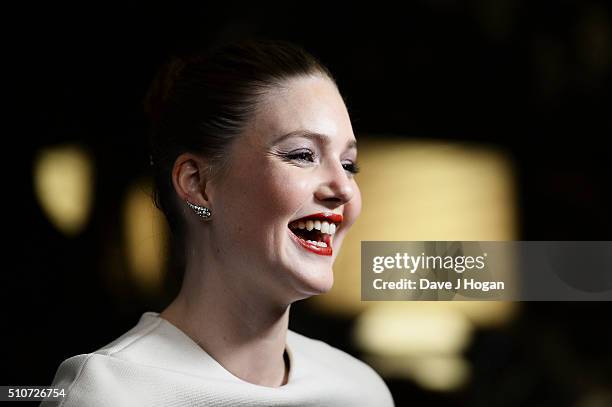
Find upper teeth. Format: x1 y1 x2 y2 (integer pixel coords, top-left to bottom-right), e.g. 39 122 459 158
291 219 338 235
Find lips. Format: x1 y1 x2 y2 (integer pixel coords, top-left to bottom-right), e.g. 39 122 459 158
287 212 343 256
289 212 343 224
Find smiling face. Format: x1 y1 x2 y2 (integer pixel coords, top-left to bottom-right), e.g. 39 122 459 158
204 75 361 303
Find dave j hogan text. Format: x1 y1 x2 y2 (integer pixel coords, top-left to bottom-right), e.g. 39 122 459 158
373 278 505 292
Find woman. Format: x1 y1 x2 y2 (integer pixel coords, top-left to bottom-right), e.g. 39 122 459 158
44 39 394 406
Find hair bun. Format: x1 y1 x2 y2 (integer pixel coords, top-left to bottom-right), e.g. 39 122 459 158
143 57 187 125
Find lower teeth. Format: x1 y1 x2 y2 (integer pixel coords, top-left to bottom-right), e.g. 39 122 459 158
305 239 327 248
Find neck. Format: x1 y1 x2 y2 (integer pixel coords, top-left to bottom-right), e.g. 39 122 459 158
160 256 291 388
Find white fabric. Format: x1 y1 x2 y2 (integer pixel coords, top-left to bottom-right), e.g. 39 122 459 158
42 312 394 406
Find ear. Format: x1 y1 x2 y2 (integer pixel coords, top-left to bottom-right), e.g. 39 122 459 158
171 152 212 207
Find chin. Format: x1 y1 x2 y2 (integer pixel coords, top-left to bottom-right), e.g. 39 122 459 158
294 266 335 298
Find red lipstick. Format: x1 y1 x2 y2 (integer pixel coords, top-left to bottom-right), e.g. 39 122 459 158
288 212 342 256
291 212 343 224
288 229 332 256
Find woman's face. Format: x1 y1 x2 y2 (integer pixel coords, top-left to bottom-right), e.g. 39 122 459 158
206 75 361 303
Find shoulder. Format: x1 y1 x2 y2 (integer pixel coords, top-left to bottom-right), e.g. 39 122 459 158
287 330 395 406
42 353 146 407
43 313 168 407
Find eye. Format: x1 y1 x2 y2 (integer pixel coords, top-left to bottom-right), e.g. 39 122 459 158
342 161 360 174
287 149 316 163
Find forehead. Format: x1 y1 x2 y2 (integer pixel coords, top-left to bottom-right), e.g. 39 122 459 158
250 75 354 146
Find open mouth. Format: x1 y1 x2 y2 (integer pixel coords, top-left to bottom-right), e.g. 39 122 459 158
288 213 342 256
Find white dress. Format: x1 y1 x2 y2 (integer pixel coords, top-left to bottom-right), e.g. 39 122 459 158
42 312 395 406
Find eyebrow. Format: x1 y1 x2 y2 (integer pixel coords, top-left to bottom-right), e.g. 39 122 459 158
273 130 358 151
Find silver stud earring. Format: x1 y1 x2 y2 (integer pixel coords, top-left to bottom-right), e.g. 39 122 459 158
186 201 212 220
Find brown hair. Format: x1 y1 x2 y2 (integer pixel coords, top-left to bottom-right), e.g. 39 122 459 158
144 38 337 279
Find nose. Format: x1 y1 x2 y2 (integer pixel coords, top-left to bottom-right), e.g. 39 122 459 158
314 160 355 206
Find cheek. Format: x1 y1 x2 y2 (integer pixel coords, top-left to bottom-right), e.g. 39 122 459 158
256 166 311 219
221 163 310 233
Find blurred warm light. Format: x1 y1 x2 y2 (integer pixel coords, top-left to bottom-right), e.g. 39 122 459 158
33 144 94 236
408 355 471 391
354 303 473 356
444 300 518 327
305 136 520 391
353 301 516 391
123 179 168 293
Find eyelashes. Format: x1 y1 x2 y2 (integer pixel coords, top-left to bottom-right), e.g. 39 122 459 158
343 161 360 174
283 149 360 175
286 150 316 162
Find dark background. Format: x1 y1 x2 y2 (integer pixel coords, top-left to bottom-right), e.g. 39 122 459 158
7 1 612 406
